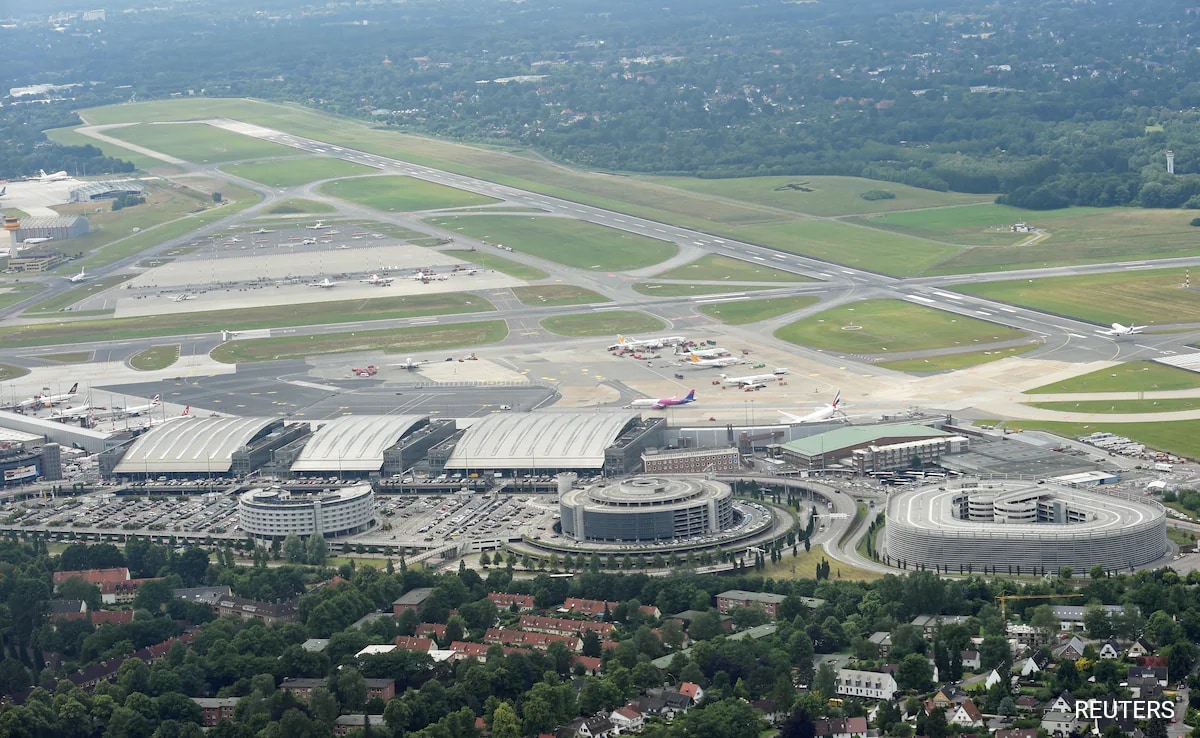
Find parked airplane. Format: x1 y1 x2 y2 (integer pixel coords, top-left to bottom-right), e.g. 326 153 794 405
50 402 94 420
306 221 328 229
250 227 274 234
301 238 317 245
719 370 787 387
169 293 195 302
148 405 192 426
679 346 730 359
120 395 162 417
393 357 430 371
360 274 394 286
308 278 339 288
0 186 6 198
628 389 696 410
36 169 68 182
19 383 79 408
779 391 847 424
609 334 687 350
66 267 90 283
1099 322 1146 337
683 353 742 369
22 237 53 245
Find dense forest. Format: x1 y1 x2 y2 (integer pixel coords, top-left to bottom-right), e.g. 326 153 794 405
5 0 1200 208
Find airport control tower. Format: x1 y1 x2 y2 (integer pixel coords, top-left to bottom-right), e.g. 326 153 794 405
3 216 18 253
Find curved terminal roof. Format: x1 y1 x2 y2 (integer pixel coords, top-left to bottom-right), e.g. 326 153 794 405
113 417 278 474
445 412 638 469
292 415 426 472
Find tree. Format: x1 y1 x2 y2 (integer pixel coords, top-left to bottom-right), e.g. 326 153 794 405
688 610 723 642
134 578 176 613
814 662 837 700
490 701 521 738
674 697 767 738
334 669 368 712
895 653 933 692
175 549 209 587
1029 605 1061 644
55 577 103 612
212 192 222 203
282 535 305 564
306 533 327 566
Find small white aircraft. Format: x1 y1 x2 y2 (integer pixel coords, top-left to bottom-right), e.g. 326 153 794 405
23 237 53 245
35 169 68 182
1099 322 1146 337
682 353 742 369
113 395 161 418
609 334 687 350
719 369 788 387
360 274 395 286
20 383 79 408
309 278 339 289
250 227 274 234
66 267 90 283
301 238 317 245
779 391 848 424
306 221 329 230
170 294 195 302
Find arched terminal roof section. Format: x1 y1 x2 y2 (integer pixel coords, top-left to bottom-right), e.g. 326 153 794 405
291 415 427 472
113 417 279 474
444 412 639 469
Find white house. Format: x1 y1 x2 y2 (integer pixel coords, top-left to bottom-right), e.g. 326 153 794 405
1098 639 1121 660
984 668 1004 689
949 699 984 728
961 650 981 671
609 704 644 733
1042 711 1082 737
836 668 897 700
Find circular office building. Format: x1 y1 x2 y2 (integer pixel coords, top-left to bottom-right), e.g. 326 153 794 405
560 476 737 543
239 484 375 541
883 480 1168 572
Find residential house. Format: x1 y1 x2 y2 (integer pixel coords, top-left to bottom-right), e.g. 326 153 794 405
98 578 160 605
215 595 297 625
1018 652 1049 676
280 678 327 701
1007 623 1040 648
333 715 386 736
910 614 972 639
46 600 86 619
960 650 981 671
1127 666 1169 688
417 622 447 640
488 592 535 611
639 605 662 619
930 685 968 709
1014 696 1041 714
1098 639 1121 660
996 729 1039 738
556 718 587 738
520 615 614 638
173 586 232 607
609 704 644 733
835 668 897 700
1052 635 1086 661
1050 604 1129 631
53 568 129 589
751 698 787 726
679 682 704 703
715 590 787 618
572 655 602 675
365 678 395 702
1048 692 1075 714
867 632 892 658
393 636 436 653
640 689 693 719
1042 711 1083 737
193 697 238 727
984 668 1004 690
1127 675 1163 699
560 598 620 619
812 717 869 738
1128 638 1154 659
392 587 433 615
449 641 529 662
484 628 580 651
355 645 397 658
949 699 984 728
581 714 615 737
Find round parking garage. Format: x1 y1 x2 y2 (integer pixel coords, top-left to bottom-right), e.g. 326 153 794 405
239 484 376 541
560 476 736 542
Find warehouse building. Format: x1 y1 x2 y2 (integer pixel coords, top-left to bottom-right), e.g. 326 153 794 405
273 415 455 479
69 180 146 202
768 423 960 470
109 417 306 479
8 215 88 243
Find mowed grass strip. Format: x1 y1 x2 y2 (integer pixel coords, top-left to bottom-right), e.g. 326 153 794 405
322 175 499 212
25 276 137 315
0 293 493 349
444 250 548 281
700 296 819 324
1027 361 1200 394
633 283 777 297
775 299 1025 353
0 284 45 311
41 352 94 363
1030 398 1200 414
105 123 297 164
953 268 1200 326
0 365 29 381
653 254 813 282
267 198 336 214
848 203 1033 247
129 345 180 371
45 126 181 173
223 158 376 187
985 419 1200 460
211 320 507 363
878 344 1038 372
541 311 667 337
511 285 610 307
428 215 677 271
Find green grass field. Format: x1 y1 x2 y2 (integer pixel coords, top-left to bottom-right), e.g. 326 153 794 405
129 345 180 371
104 123 298 164
2 293 493 349
45 126 182 173
1030 398 1200 413
223 158 376 187
540 311 667 337
444 250 547 280
267 198 336 214
759 544 881 582
0 365 29 381
321 175 499 212
24 276 137 315
210 320 507 363
0 284 45 312
848 203 1034 246
775 299 1026 353
878 344 1039 372
511 285 610 306
699 296 819 324
953 268 1200 326
1027 361 1200 394
987 419 1200 460
426 215 678 271
41 352 94 363
632 283 777 297
653 254 813 282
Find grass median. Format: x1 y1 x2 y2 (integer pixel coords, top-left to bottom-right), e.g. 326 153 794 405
541 311 667 337
511 285 610 307
1027 361 1200 394
653 254 813 282
129 345 181 371
445 250 548 280
211 320 508 363
699 296 818 324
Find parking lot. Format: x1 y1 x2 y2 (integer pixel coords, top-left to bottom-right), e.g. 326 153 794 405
371 490 558 550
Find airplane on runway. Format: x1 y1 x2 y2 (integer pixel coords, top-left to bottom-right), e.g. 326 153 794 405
719 369 787 387
393 357 430 370
609 334 687 350
169 294 195 302
778 391 851 424
20 383 79 408
35 170 68 182
250 227 274 234
628 389 696 410
678 346 730 359
306 221 329 230
360 274 394 286
308 278 339 288
1099 321 1146 337
66 268 90 283
301 238 317 245
682 353 742 369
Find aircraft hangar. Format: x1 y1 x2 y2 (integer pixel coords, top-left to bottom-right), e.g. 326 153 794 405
108 417 307 479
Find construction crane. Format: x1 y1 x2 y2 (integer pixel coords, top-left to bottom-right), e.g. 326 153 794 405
994 593 1083 621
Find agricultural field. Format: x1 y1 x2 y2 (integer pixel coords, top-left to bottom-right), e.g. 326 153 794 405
266 198 336 215
321 175 499 212
953 268 1200 326
129 345 181 371
1026 361 1200 394
427 215 678 271
644 174 991 218
848 203 1034 246
511 285 609 307
223 158 376 188
1 293 493 349
653 254 812 282
775 299 1026 353
540 311 667 337
633 283 777 297
878 344 1038 372
1029 398 1200 413
444 250 547 281
104 123 297 164
211 320 508 363
986 419 1200 461
699 296 819 324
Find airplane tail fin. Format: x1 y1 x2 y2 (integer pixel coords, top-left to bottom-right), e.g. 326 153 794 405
617 335 627 344
181 406 190 416
685 390 695 400
39 170 47 178
67 383 78 394
832 390 841 408
151 395 161 404
690 354 701 363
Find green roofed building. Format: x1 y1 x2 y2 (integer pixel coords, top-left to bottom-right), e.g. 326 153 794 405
767 423 967 472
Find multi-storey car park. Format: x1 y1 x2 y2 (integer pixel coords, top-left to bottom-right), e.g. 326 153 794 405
883 479 1168 573
238 484 376 541
559 476 736 543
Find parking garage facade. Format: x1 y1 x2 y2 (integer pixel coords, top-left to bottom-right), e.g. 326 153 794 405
559 476 736 543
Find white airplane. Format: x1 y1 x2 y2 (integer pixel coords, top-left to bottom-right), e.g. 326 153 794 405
20 383 79 408
169 294 195 302
719 370 787 387
306 221 329 229
779 391 848 424
50 403 94 420
682 353 742 369
0 186 6 198
66 267 90 283
393 357 429 371
250 227 274 234
114 395 161 418
309 278 339 289
628 389 696 409
22 237 53 245
360 274 395 286
679 347 730 359
609 334 687 350
1099 322 1146 337
149 406 192 426
301 238 317 245
36 170 68 182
